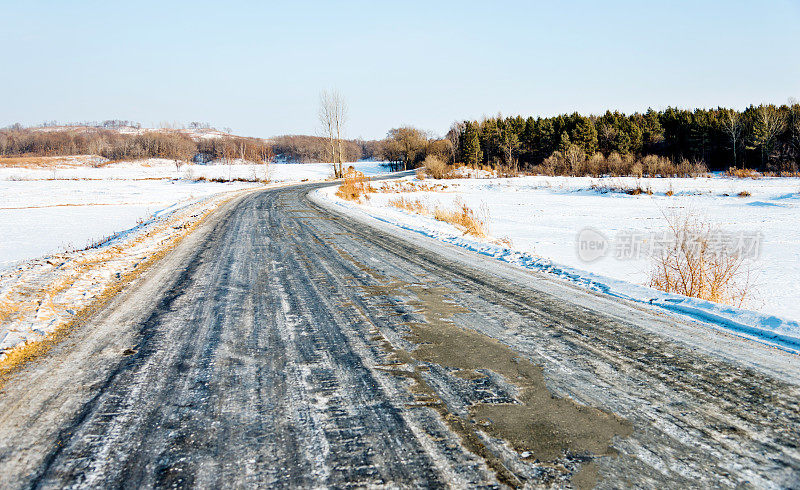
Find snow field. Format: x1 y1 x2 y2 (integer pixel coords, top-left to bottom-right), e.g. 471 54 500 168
318 174 800 353
0 158 391 359
0 160 388 269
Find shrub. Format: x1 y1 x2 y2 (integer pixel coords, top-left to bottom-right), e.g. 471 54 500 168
423 155 449 179
335 167 374 202
530 151 708 178
649 214 753 307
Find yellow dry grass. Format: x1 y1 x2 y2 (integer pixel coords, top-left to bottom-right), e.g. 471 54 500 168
388 197 488 238
388 196 429 214
374 181 448 194
433 202 488 238
335 167 375 202
725 167 762 179
0 299 22 325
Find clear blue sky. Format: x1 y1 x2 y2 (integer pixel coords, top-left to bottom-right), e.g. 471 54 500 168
3 0 799 140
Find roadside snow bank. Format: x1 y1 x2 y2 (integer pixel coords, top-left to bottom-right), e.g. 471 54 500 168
314 176 800 354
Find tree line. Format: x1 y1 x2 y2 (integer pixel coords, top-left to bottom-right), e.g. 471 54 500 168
443 103 800 172
271 135 379 164
0 125 383 166
0 126 271 165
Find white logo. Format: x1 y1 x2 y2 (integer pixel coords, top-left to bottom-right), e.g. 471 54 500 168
576 228 609 263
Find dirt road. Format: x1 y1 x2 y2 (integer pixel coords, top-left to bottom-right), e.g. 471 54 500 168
0 182 798 488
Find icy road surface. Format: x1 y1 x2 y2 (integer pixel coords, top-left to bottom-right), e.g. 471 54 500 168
0 181 798 488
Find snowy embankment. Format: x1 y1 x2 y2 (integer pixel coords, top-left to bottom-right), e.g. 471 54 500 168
0 158 390 360
316 174 800 354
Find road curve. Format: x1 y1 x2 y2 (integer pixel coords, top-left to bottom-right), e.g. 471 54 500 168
0 181 798 488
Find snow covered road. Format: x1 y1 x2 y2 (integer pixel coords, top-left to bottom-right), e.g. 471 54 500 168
0 181 797 488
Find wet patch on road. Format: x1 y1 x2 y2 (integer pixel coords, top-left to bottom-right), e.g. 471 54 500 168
333 244 632 488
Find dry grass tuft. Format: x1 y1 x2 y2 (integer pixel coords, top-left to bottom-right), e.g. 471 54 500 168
388 196 429 214
388 197 488 238
626 186 653 196
649 214 754 307
335 167 374 202
375 181 447 194
726 167 762 179
591 181 653 196
432 200 487 238
737 190 751 197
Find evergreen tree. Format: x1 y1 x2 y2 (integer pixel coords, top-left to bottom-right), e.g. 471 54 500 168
570 117 598 156
439 103 794 172
557 132 571 153
461 121 482 166
480 118 501 166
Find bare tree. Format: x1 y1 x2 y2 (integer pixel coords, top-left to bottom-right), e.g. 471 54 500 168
319 89 348 178
751 105 786 168
258 143 273 182
720 109 743 169
222 140 238 181
499 125 520 173
446 121 464 164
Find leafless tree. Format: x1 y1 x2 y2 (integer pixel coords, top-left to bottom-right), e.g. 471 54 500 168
258 142 273 182
751 105 786 167
720 109 743 169
597 121 617 153
222 140 238 181
446 121 464 164
499 126 520 173
319 89 348 178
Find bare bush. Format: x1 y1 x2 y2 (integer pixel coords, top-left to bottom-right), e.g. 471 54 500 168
423 155 449 179
649 214 754 306
531 151 708 178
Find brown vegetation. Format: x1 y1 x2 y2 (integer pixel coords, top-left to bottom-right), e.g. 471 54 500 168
536 152 708 178
388 197 487 238
335 167 374 202
649 215 753 307
270 134 373 163
0 126 273 167
590 181 654 195
726 167 762 179
422 155 450 179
